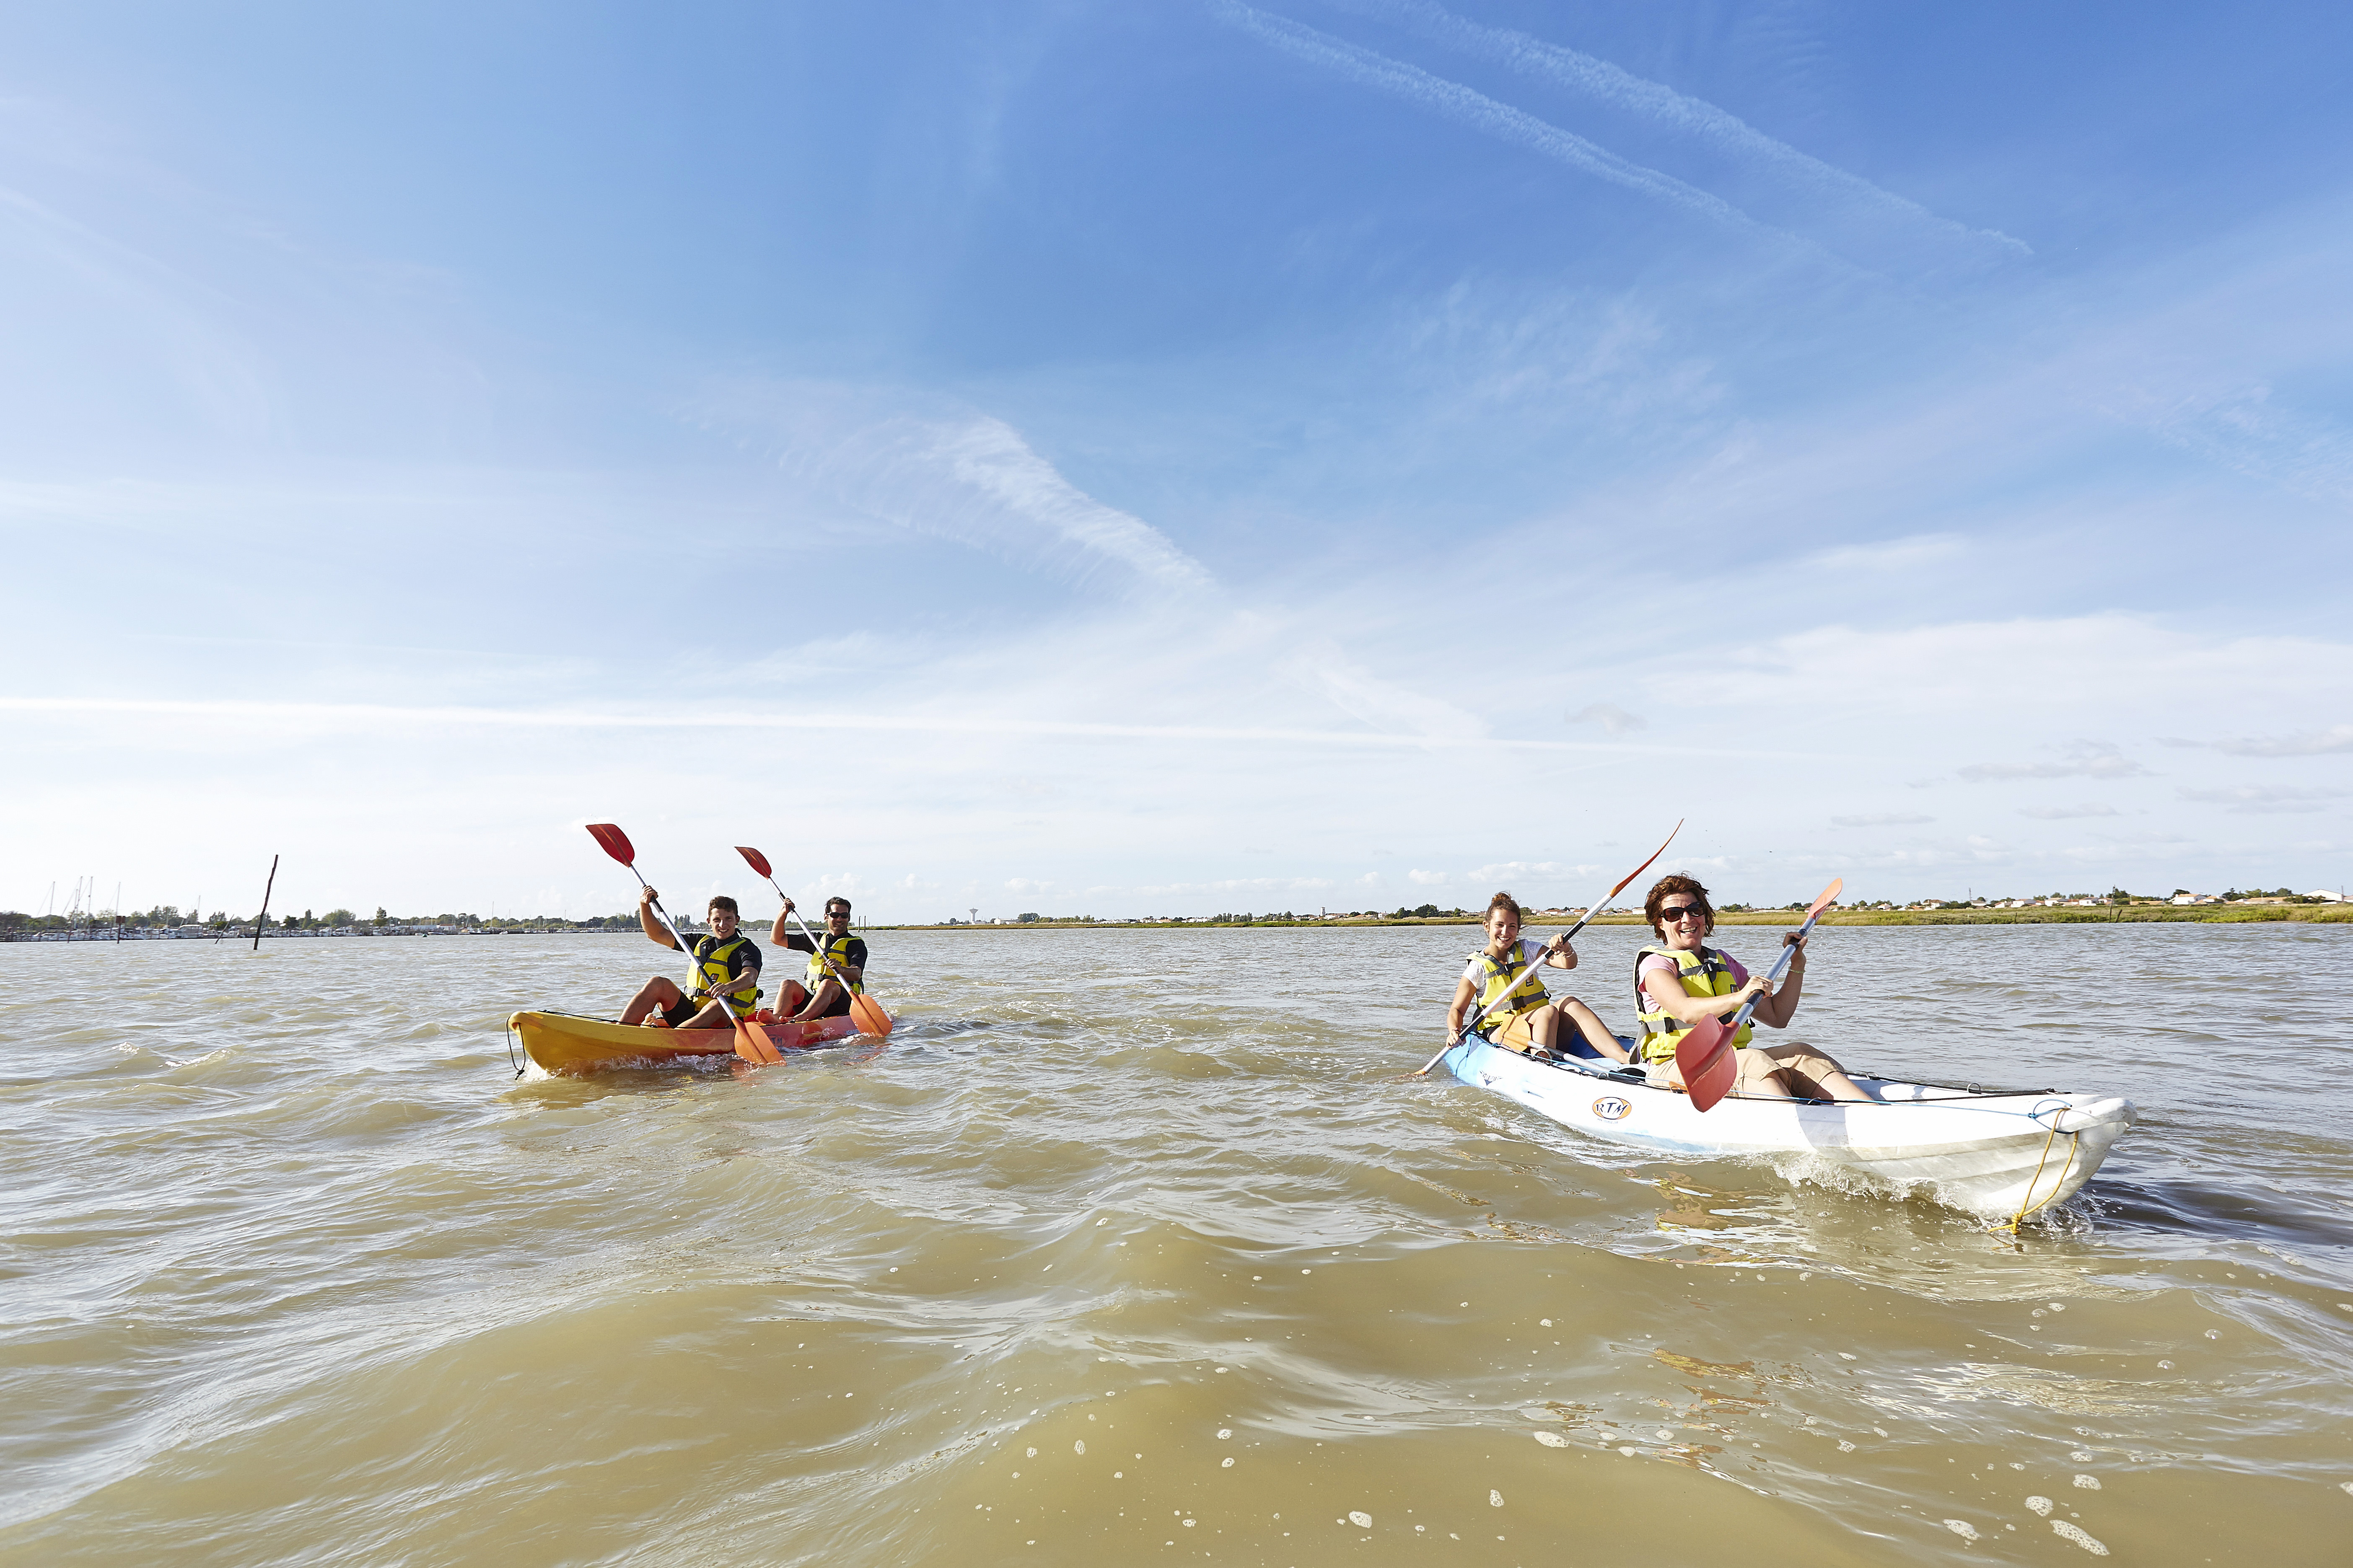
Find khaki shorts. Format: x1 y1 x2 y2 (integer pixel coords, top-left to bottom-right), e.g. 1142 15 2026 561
1655 1041 1848 1097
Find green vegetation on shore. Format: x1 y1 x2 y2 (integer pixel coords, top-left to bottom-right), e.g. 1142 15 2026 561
879 903 2353 931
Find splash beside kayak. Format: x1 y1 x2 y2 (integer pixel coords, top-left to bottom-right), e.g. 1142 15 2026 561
509 1009 867 1074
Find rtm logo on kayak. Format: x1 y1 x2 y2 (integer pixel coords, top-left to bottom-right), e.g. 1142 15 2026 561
1592 1097 1633 1121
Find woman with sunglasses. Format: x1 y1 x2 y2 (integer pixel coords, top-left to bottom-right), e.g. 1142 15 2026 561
1445 891 1629 1062
1635 874 1869 1102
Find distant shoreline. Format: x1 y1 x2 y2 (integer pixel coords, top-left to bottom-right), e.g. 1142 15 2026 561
12 905 2347 943
875 904 2353 931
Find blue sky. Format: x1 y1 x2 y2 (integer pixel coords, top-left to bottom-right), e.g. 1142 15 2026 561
5 0 2351 923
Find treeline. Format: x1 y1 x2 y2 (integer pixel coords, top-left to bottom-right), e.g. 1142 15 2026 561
0 906 640 933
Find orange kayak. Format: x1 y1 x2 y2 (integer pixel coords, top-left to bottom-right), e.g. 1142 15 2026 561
508 1009 868 1075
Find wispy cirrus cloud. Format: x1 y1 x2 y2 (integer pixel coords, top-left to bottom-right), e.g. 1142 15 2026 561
1212 1 1780 241
1830 813 1933 828
1314 0 2027 262
2019 803 2122 820
699 381 1213 595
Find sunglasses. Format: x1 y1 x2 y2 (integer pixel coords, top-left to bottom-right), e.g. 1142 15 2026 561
825 909 851 919
1659 903 1705 922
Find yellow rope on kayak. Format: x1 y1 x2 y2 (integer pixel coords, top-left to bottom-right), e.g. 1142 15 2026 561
1998 1121 2080 1234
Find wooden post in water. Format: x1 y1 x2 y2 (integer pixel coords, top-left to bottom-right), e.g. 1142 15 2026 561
252 855 279 952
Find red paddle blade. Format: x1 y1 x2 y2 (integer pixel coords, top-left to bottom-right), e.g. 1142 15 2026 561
585 823 636 866
850 992 892 1037
735 1016 783 1065
1608 818 1684 899
1806 877 1844 919
735 845 773 880
1677 1016 1738 1112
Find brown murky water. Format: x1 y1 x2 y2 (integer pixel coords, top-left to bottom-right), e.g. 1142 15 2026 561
5 923 2351 1564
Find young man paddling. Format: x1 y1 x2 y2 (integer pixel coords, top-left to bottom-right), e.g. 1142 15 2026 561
620 889 762 1029
770 896 868 1022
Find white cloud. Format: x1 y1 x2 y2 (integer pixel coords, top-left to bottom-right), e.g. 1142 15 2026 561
1407 868 1452 885
2019 804 2121 820
1566 701 1646 735
1806 533 1965 572
1959 743 2151 783
1830 813 1934 827
2168 724 2353 758
2178 785 2345 815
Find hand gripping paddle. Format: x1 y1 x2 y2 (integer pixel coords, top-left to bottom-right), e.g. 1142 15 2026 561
1414 819 1684 1077
735 846 893 1038
586 823 781 1063
1674 877 1842 1112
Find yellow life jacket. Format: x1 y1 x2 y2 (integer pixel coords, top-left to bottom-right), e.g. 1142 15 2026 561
1467 941 1551 1030
689 933 762 1013
804 932 865 996
1633 942 1752 1062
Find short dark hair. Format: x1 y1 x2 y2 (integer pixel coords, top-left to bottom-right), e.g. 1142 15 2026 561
708 895 739 916
1485 890 1522 923
824 897 852 915
1643 874 1713 937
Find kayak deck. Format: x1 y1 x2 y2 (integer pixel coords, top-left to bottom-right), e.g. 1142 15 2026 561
509 1009 867 1075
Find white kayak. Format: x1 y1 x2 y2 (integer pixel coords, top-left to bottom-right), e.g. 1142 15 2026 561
1438 1033 2136 1221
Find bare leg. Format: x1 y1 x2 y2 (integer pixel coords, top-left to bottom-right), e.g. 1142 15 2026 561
678 999 735 1030
622 975 685 1026
794 978 844 1022
1555 998 1627 1062
775 980 811 1017
1742 1043 1873 1102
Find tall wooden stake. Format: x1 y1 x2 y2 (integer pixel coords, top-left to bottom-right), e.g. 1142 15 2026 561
252 855 279 952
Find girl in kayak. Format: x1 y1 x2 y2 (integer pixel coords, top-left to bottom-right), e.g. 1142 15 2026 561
1636 874 1869 1101
1446 892 1628 1061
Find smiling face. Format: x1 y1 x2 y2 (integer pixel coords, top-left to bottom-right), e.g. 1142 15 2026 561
707 902 739 939
1654 895 1710 950
1485 905 1521 953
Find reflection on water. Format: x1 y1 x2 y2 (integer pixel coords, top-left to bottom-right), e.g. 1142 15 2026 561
3 922 2350 1565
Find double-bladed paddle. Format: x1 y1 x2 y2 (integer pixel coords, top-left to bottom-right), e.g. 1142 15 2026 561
586 823 781 1064
1673 876 1842 1112
1414 819 1684 1077
734 845 894 1038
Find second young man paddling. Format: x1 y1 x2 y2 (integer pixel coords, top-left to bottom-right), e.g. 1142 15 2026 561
770 896 870 1022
